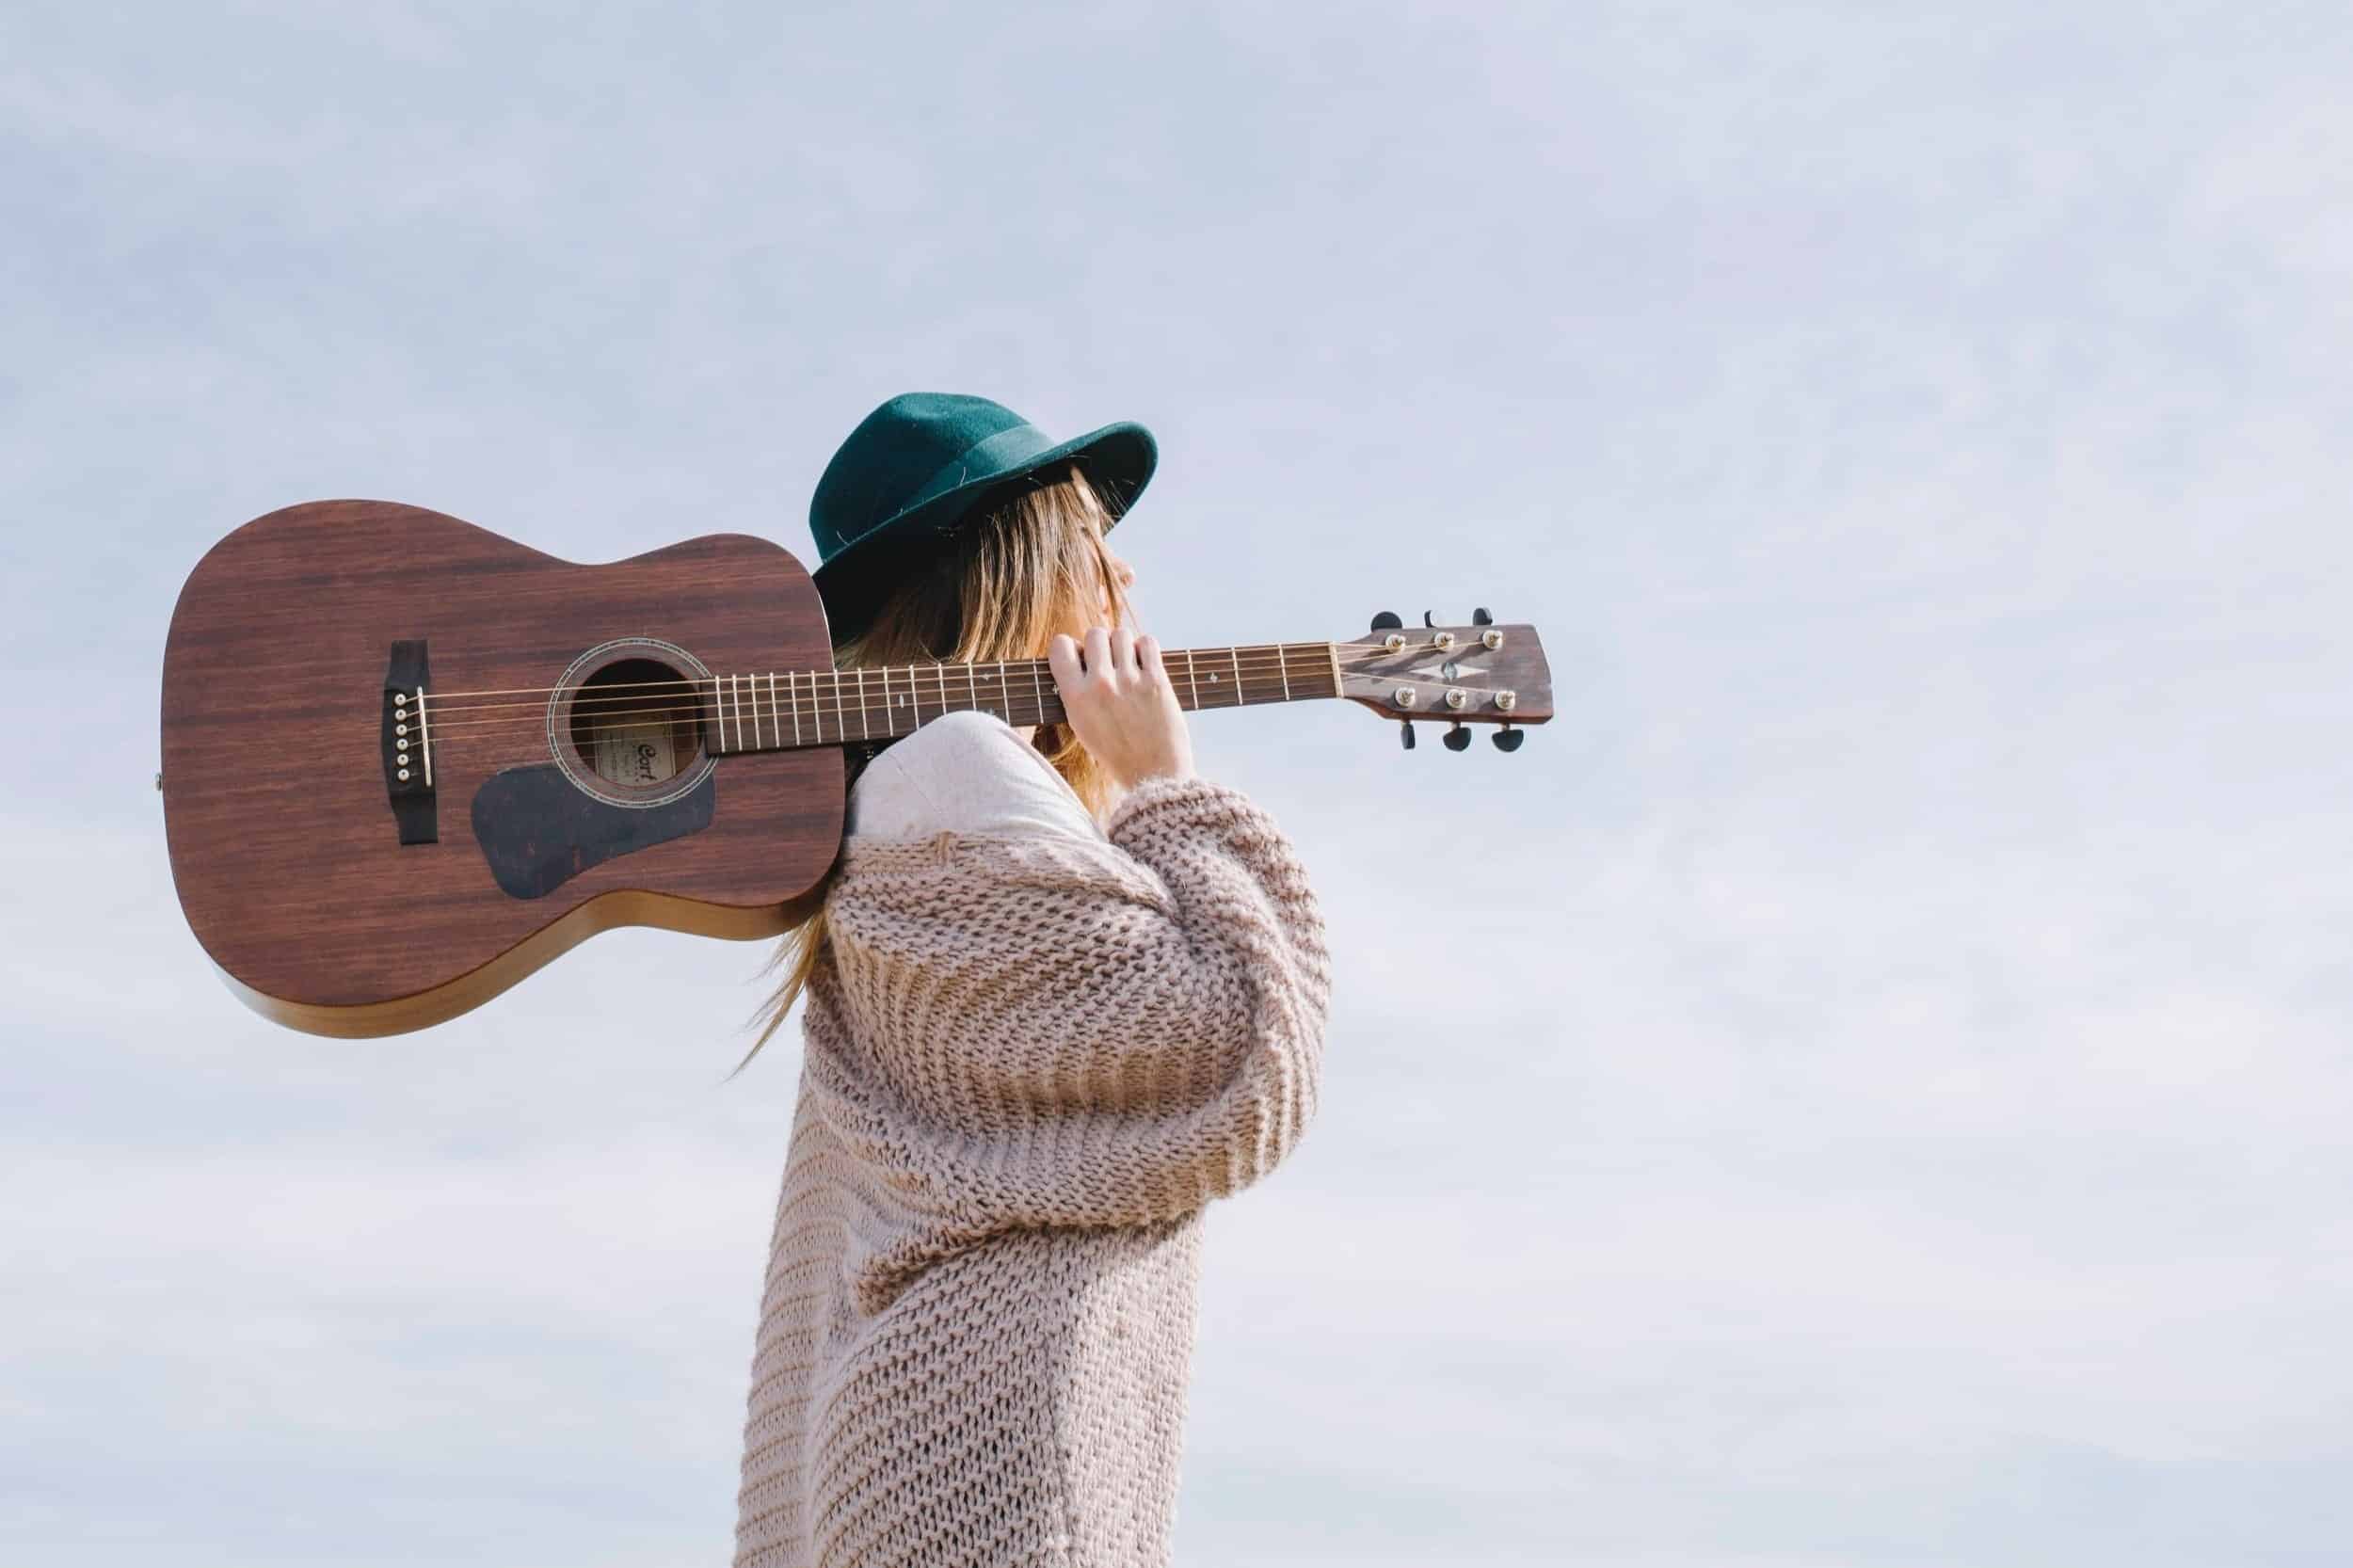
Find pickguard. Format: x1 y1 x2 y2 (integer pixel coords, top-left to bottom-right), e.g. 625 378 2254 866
471 763 714 900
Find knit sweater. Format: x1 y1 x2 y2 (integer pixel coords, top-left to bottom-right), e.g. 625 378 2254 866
733 713 1332 1568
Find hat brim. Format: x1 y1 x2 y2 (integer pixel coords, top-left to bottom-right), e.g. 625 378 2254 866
811 420 1156 647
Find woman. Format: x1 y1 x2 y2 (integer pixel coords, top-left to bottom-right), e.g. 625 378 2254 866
730 393 1333 1568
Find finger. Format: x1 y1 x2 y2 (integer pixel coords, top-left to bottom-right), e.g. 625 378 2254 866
1047 632 1080 690
1107 625 1136 677
1136 632 1163 674
1082 624 1112 680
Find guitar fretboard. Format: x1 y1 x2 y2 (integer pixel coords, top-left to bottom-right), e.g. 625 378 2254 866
700 641 1340 753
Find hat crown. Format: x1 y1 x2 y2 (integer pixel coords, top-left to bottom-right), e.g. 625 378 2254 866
810 392 1037 560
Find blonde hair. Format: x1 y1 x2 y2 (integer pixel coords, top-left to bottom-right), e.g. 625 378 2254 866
732 463 1135 1072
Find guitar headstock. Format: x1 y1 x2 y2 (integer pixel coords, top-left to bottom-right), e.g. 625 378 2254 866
1337 609 1553 751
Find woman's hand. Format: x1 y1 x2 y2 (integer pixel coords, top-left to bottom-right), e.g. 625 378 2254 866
1047 627 1195 790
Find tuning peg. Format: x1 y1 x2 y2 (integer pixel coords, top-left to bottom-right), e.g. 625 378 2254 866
1492 725 1524 753
1443 722 1472 751
1399 721 1416 750
1472 607 1493 626
1422 610 1438 628
1370 610 1402 632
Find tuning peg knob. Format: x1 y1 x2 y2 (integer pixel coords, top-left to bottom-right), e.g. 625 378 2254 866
1370 610 1402 632
1422 610 1438 628
1443 723 1472 751
1472 607 1493 626
1492 726 1524 753
1399 721 1417 750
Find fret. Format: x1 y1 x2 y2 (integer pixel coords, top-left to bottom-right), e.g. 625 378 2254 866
1196 648 1226 707
1229 647 1245 707
1276 644 1289 701
966 661 979 717
788 671 802 746
711 675 725 753
856 668 869 741
1029 659 1044 728
765 673 778 748
936 662 949 721
875 666 891 737
750 674 764 749
1180 648 1201 711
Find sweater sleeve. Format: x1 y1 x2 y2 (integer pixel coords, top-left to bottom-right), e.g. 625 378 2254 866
805 774 1331 1231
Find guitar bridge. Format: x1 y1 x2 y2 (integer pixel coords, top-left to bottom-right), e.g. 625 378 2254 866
383 638 437 844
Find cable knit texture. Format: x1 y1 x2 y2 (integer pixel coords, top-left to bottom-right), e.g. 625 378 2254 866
733 766 1331 1568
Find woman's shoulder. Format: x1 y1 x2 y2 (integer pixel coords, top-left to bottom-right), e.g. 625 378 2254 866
848 710 1105 843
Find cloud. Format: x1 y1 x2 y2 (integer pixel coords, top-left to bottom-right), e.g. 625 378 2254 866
9 2 2353 1563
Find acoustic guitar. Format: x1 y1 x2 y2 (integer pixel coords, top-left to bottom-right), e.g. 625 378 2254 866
160 501 1553 1038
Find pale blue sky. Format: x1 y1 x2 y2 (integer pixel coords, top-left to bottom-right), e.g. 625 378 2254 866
7 3 2351 1564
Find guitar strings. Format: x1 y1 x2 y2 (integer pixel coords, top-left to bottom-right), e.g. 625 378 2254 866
410 642 1387 706
412 649 1346 723
413 652 1330 741
417 650 1325 721
420 659 1320 719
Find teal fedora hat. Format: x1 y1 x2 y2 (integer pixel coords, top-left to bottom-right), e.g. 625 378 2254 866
809 392 1157 643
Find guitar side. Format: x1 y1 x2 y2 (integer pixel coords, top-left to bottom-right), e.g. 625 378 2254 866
159 500 844 1038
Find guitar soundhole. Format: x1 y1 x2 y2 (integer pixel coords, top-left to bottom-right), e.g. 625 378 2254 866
569 657 702 788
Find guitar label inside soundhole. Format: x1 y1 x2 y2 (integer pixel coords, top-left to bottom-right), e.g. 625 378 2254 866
568 652 705 797
593 723 677 786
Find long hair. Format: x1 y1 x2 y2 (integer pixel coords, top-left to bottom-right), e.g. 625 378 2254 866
731 462 1136 1073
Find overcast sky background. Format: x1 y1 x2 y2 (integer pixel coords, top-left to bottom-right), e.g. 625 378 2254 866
7 3 2351 1564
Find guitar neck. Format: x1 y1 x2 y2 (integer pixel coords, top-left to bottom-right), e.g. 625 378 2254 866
703 640 1342 754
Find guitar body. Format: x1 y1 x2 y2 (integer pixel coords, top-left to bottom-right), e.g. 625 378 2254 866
161 500 844 1038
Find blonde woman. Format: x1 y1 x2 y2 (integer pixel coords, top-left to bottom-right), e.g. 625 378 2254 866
731 393 1332 1568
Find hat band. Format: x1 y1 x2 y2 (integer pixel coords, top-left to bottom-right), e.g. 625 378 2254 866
896 423 1062 527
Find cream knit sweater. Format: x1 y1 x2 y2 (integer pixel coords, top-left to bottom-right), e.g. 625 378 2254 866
733 713 1332 1567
